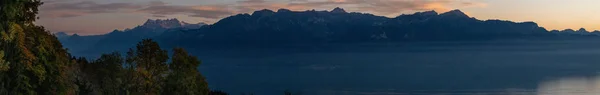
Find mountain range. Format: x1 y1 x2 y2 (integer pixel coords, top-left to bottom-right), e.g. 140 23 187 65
56 7 600 57
56 18 206 56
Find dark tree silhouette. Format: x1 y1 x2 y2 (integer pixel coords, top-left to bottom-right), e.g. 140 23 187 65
125 39 169 94
164 48 209 94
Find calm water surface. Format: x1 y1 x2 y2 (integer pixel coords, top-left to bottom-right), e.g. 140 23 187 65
192 40 600 95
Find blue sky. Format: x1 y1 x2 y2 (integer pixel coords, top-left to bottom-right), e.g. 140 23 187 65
36 0 600 35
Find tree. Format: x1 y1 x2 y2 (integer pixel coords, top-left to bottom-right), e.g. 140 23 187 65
126 39 169 94
1 0 76 94
0 51 8 95
88 52 125 94
0 51 8 72
164 48 209 95
0 0 42 30
1 0 220 94
72 57 93 95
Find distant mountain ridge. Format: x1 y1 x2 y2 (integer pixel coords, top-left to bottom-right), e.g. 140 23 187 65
156 8 553 47
57 18 205 56
142 19 183 29
57 8 600 57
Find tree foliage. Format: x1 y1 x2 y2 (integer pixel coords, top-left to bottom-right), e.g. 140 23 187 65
126 39 169 94
1 0 76 94
78 52 126 94
73 40 212 95
164 48 209 95
0 0 217 94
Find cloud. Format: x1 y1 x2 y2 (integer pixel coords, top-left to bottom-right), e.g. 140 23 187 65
40 0 144 18
136 4 234 19
152 15 167 18
461 2 488 8
46 1 142 13
234 0 487 16
237 0 267 4
40 0 234 19
289 0 309 2
39 0 486 19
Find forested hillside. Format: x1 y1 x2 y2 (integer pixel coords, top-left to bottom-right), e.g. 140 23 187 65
0 0 216 94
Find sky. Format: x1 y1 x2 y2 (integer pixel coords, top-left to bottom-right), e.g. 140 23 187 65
35 0 600 35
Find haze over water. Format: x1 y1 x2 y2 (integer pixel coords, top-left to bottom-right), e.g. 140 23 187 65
194 40 600 95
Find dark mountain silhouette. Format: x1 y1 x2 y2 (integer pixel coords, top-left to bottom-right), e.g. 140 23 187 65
58 8 600 57
155 8 557 48
180 8 391 46
330 7 347 13
548 28 600 36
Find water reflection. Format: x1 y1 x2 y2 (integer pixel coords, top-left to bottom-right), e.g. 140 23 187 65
537 76 600 95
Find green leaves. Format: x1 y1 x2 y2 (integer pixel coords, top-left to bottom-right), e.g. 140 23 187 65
1 0 214 94
1 22 21 43
85 52 125 94
1 0 76 93
0 0 42 26
164 48 209 95
0 51 9 72
126 39 170 94
73 40 212 95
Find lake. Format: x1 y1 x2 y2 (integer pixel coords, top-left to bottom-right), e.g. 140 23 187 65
63 39 600 95
187 40 600 95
